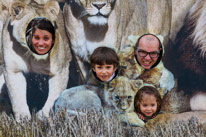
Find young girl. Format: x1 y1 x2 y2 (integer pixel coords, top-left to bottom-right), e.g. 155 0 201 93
134 86 162 122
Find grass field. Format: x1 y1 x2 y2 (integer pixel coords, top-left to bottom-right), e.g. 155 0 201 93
0 110 205 137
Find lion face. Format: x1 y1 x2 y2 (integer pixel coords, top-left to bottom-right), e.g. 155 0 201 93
112 88 134 113
76 0 115 25
108 76 143 113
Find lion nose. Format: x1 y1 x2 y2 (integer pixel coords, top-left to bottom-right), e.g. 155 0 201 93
121 103 127 110
92 3 106 9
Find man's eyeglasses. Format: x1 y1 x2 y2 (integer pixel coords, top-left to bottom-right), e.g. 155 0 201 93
136 48 160 58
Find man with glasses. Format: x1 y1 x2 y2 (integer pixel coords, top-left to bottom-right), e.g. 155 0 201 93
135 34 162 69
119 33 175 97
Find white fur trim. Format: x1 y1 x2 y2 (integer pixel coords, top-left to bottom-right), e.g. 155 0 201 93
87 16 108 25
190 92 206 110
159 67 175 91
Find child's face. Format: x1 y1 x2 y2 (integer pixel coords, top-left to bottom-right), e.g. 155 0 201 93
139 93 157 117
93 64 117 82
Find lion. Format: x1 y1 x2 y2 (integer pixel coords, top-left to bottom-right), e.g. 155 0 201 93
1 0 72 121
63 0 120 81
169 0 196 42
104 76 146 127
167 0 206 111
63 0 173 81
118 35 175 98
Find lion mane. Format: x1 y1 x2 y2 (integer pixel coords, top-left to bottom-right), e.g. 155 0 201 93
170 0 206 111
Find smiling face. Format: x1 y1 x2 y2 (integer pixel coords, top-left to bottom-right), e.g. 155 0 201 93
139 93 157 117
32 28 54 55
93 64 117 82
135 35 160 69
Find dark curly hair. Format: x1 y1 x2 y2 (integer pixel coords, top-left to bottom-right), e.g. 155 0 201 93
134 86 162 117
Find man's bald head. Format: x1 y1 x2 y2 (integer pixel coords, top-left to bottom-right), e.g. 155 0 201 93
138 34 160 49
135 34 162 69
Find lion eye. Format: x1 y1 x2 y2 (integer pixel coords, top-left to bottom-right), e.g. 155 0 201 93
115 96 120 100
128 96 132 99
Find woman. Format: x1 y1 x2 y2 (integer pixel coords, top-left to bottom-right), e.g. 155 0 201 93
26 17 55 55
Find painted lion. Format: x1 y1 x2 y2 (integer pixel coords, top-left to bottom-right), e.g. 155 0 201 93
167 0 206 111
105 76 145 127
63 0 120 80
55 76 145 127
63 0 173 81
1 0 71 121
118 35 175 98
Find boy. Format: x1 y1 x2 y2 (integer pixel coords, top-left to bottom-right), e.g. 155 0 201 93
89 47 119 82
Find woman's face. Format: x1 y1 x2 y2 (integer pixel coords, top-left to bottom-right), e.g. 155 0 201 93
32 28 54 55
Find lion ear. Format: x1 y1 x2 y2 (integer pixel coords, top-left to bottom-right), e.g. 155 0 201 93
131 79 143 93
9 1 26 21
44 1 59 21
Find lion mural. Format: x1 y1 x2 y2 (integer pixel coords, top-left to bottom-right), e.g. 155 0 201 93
167 0 206 111
55 0 206 129
63 0 121 81
118 35 175 98
105 76 145 127
1 0 72 121
0 0 204 127
55 76 146 127
63 0 173 82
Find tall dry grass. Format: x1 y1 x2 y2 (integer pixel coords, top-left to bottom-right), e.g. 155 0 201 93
0 110 205 137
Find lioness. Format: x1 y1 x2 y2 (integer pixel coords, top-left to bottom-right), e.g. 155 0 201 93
2 0 71 120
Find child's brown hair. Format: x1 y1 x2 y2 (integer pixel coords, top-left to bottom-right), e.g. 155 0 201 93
134 86 162 115
90 47 119 68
